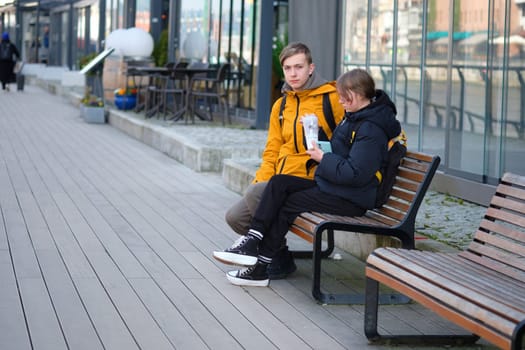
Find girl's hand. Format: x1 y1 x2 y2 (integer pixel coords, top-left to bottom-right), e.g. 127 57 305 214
306 141 324 162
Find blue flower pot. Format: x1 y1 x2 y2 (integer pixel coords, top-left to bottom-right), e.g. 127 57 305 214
114 94 137 110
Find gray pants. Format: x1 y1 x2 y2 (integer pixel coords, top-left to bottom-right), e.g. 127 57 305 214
225 182 267 235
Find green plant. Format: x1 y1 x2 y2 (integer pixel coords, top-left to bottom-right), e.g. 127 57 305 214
78 52 100 76
81 87 104 107
272 35 287 80
152 29 168 67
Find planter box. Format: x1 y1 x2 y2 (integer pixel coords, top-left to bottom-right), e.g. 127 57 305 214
83 106 106 123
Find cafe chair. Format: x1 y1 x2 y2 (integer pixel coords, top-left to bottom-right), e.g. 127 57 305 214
188 63 231 125
144 62 176 118
124 62 154 113
159 61 189 120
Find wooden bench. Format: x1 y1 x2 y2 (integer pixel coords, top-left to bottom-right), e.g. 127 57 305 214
289 150 441 305
364 172 525 350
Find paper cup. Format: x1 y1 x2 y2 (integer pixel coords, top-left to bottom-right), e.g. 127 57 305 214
303 114 318 149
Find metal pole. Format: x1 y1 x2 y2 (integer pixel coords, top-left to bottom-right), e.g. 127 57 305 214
254 0 273 129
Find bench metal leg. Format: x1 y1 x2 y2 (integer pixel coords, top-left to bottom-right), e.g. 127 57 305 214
294 229 411 305
291 229 334 259
365 276 480 345
512 320 525 350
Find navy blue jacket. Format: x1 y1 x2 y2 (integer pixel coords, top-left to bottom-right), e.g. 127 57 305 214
315 90 401 209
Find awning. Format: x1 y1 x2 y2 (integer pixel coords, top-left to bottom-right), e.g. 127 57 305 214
427 31 473 41
427 31 448 40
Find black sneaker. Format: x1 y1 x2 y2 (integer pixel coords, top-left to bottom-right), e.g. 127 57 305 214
267 246 297 279
227 262 269 287
213 235 259 266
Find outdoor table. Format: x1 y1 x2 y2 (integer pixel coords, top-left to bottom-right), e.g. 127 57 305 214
171 66 218 122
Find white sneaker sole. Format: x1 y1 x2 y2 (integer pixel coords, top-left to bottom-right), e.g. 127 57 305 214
226 271 269 287
212 251 257 266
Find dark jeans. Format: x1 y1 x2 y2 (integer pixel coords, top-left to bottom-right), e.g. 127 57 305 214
251 174 366 258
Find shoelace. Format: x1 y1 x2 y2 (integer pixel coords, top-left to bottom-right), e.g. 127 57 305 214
238 265 255 277
230 235 250 249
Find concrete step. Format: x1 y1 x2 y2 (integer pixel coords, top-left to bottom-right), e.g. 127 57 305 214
222 158 258 194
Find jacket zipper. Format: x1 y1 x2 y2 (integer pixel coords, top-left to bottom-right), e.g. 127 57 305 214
293 95 300 153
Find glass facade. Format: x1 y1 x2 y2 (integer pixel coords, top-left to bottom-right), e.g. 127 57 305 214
179 0 257 109
342 0 525 184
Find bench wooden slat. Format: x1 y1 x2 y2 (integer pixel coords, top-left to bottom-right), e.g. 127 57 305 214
466 241 525 271
372 205 407 222
397 168 424 184
368 249 525 324
490 194 525 218
366 266 511 350
459 250 525 285
477 219 525 246
392 176 419 192
483 207 525 236
400 158 430 173
403 251 525 310
472 230 525 258
494 184 525 209
389 187 415 202
502 172 525 189
365 172 525 350
404 150 435 163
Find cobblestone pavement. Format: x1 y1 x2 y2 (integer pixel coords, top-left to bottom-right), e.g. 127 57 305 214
416 191 486 250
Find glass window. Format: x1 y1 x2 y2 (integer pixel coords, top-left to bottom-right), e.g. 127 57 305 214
342 0 368 67
136 0 150 32
496 0 525 178
180 0 209 63
341 0 525 183
178 0 257 110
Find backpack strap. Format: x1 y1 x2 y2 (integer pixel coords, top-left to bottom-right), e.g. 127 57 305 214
278 92 336 133
322 93 336 133
278 94 286 128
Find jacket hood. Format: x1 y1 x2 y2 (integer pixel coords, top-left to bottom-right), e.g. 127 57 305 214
348 89 400 139
281 70 329 93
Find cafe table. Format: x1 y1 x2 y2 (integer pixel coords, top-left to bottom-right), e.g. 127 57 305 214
170 65 218 123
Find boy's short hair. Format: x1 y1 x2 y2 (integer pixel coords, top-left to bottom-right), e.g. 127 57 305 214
279 42 313 66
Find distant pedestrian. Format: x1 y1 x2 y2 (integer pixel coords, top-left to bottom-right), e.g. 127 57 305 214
0 32 20 91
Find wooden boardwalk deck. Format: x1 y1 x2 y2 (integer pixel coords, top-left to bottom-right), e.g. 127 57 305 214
0 86 495 350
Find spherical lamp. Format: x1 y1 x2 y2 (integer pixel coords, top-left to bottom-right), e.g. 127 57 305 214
122 27 154 57
105 29 127 56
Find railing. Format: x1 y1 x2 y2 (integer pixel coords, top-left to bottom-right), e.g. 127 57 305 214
346 62 525 139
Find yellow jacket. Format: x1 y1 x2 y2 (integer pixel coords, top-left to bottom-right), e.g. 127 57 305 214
254 80 345 183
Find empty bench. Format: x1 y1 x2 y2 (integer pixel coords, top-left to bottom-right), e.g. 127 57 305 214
365 172 525 350
289 150 441 304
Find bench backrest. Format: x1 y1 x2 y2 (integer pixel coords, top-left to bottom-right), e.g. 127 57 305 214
366 150 441 231
461 172 525 280
290 151 440 250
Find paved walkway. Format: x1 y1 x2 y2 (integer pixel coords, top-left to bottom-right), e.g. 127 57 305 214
0 85 496 349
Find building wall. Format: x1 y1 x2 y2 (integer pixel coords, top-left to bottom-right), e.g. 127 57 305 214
288 0 341 81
